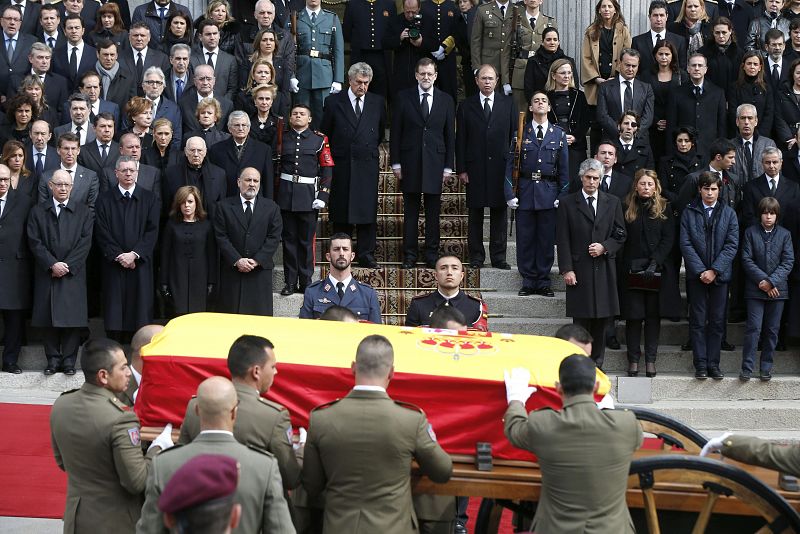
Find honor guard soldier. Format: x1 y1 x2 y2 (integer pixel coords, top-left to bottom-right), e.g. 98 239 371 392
278 104 334 296
342 0 396 99
421 0 459 101
292 0 345 130
300 232 382 322
470 0 520 96
405 254 489 331
510 0 556 113
506 90 568 298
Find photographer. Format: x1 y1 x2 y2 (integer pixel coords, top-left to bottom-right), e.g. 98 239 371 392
383 0 436 100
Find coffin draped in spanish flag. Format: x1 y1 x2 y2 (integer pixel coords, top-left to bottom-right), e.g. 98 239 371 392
136 313 610 461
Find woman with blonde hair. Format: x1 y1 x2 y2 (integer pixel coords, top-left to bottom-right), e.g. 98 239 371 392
185 97 230 148
668 0 713 59
621 169 681 378
194 0 240 54
235 58 287 116
545 58 589 180
142 118 175 177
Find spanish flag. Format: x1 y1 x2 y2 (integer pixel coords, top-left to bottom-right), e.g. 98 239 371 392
136 313 610 461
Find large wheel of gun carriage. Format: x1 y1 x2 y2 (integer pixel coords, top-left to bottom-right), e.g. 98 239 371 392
473 408 800 534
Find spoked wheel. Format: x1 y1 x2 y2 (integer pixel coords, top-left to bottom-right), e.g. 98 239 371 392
629 455 800 534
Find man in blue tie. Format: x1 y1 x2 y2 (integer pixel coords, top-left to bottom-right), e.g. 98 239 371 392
0 5 36 95
165 43 191 103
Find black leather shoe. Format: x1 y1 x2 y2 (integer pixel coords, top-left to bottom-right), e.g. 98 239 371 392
63 366 76 376
454 521 468 534
44 360 59 375
469 261 483 269
401 261 415 269
646 362 657 378
492 262 511 270
518 286 535 296
627 362 638 377
709 368 725 380
280 284 294 296
681 340 693 351
695 369 708 379
739 371 752 381
721 340 735 351
536 287 555 297
606 336 621 350
2 363 21 374
760 371 772 381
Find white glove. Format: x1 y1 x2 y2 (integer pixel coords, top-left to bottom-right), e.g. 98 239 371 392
293 427 307 451
503 83 513 96
289 77 300 93
504 367 537 404
312 199 326 209
507 197 519 210
700 432 732 457
432 45 446 60
596 394 615 410
553 199 560 208
148 423 174 452
330 81 342 94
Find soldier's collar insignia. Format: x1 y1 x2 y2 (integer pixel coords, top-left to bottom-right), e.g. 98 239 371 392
350 283 356 291
323 283 331 292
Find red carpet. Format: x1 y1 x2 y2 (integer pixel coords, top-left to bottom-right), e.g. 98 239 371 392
0 403 66 518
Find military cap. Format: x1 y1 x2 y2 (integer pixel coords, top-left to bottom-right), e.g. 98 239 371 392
158 454 239 514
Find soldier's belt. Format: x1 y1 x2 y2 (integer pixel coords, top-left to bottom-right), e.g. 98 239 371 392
280 173 317 184
299 50 333 60
521 172 557 182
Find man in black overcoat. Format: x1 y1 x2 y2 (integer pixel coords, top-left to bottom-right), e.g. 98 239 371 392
390 58 455 268
213 167 282 316
320 62 386 268
382 0 437 100
209 111 274 199
456 64 516 269
556 158 627 369
27 170 94 375
164 136 227 216
94 155 160 343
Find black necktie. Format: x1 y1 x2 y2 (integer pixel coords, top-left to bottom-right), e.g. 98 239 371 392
75 125 82 143
587 195 595 218
236 143 244 160
124 190 131 199
773 63 780 84
623 80 632 113
311 11 317 23
529 17 535 27
601 175 610 192
35 152 43 177
244 200 253 224
744 140 753 176
693 85 701 98
770 178 777 195
47 36 55 49
500 4 505 18
136 51 144 82
69 46 78 78
483 97 491 119
536 125 543 140
336 281 344 301
57 203 64 218
421 92 429 120
355 97 362 118
206 52 214 68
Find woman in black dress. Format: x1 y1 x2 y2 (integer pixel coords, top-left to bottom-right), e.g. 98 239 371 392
160 186 217 316
775 57 800 150
1 140 37 198
726 51 774 137
545 58 589 181
621 169 681 378
120 96 154 149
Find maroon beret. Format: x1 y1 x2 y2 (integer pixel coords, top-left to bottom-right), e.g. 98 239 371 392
158 454 239 514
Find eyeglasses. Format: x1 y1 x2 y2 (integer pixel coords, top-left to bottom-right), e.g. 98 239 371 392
143 80 164 86
50 182 72 188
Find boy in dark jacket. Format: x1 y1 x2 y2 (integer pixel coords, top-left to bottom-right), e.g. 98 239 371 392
740 197 795 381
680 171 740 380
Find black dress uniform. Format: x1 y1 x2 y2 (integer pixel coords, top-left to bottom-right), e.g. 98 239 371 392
343 0 396 99
421 0 459 101
299 275 382 322
405 289 488 331
277 127 334 291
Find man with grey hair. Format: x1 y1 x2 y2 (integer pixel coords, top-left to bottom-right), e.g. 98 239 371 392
731 103 774 184
595 48 654 139
101 133 162 206
165 135 226 214
8 42 69 116
742 146 800 227
120 22 170 93
165 43 192 102
210 110 275 198
304 334 453 533
178 63 234 134
140 65 182 149
319 62 386 267
54 93 96 145
27 169 93 375
556 158 626 369
235 0 296 84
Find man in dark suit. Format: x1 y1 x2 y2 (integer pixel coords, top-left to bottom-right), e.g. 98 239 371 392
593 142 633 199
382 0 437 100
26 120 60 182
319 62 386 268
38 132 99 211
612 111 655 177
8 43 70 117
131 0 191 47
765 28 790 95
0 5 38 95
666 52 727 155
556 158 627 369
213 168 282 316
504 356 642 534
61 71 121 130
163 43 193 103
0 163 34 374
456 64 516 269
56 0 99 36
191 20 238 102
38 5 67 50
595 49 655 140
54 93 96 146
100 133 162 206
165 136 226 215
390 58 455 269
742 146 800 227
94 39 137 112
51 15 97 92
178 64 235 134
78 112 119 176
118 22 171 93
210 111 274 198
730 103 775 183
0 0 41 37
631 1 688 74
235 0 296 87
137 66 182 150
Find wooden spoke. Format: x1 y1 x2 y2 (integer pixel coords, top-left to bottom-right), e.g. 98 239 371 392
691 491 720 534
642 487 661 534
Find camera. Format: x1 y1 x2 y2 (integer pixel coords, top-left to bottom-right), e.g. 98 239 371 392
406 13 422 40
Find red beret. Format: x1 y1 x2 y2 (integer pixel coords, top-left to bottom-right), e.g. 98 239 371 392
158 454 239 514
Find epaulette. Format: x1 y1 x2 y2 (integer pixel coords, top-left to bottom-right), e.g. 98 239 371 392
59 388 80 396
247 443 275 457
109 396 133 412
322 8 336 15
313 130 326 139
311 398 341 411
464 293 484 304
257 397 287 411
307 279 324 288
394 399 424 413
411 291 434 300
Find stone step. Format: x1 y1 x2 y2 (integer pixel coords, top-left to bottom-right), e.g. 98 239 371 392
632 400 800 431
0 370 83 392
611 374 800 402
598 347 800 375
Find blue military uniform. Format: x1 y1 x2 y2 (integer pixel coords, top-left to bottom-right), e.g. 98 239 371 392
505 121 568 293
293 7 345 130
299 275 382 322
343 0 396 98
420 0 459 101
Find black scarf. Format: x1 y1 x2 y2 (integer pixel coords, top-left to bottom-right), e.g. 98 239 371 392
534 46 566 67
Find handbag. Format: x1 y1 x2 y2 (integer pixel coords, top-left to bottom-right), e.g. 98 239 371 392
628 258 661 292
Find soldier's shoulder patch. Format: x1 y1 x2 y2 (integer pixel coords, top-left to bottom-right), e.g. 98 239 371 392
311 398 341 411
127 427 141 446
109 396 132 412
247 443 275 457
257 397 287 412
394 399 424 413
426 423 438 441
60 388 80 396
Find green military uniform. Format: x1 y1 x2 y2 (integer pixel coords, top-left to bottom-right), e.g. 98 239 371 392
178 381 302 490
137 432 295 533
470 1 522 86
50 382 158 534
722 435 800 477
510 12 556 113
504 394 643 534
303 388 453 534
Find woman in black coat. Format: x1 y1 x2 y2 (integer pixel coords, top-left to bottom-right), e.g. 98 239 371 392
699 17 744 93
726 51 774 137
86 2 128 49
524 27 576 106
774 58 800 150
658 126 704 207
160 186 217 316
247 84 280 149
158 12 193 55
621 169 681 378
546 58 589 182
